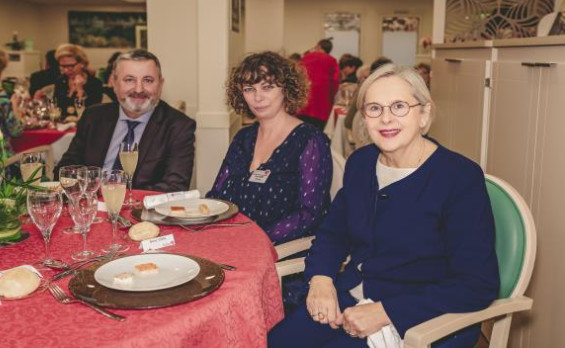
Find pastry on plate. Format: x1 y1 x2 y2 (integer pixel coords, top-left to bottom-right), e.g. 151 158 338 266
169 206 186 217
113 272 134 286
0 267 41 299
128 221 160 241
134 262 159 275
198 203 210 215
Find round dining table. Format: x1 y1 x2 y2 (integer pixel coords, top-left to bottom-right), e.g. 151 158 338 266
11 127 76 154
1 191 284 348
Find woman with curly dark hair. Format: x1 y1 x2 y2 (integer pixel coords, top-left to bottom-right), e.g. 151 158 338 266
208 51 332 246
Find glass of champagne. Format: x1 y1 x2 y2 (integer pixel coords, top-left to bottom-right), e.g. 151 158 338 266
101 169 128 253
74 97 86 118
69 192 98 260
119 142 139 206
77 166 103 223
27 190 63 267
20 152 43 184
59 165 85 234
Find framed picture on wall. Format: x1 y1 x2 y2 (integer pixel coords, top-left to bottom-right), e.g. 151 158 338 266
135 25 148 49
68 11 147 48
232 0 240 33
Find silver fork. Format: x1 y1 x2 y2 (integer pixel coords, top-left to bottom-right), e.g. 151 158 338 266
177 222 251 232
48 283 125 321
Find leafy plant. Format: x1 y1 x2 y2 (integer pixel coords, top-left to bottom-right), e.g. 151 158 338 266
0 129 45 219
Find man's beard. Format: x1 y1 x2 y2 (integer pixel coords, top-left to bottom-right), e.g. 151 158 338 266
120 92 158 115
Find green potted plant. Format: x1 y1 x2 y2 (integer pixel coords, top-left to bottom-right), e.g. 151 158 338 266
0 129 43 243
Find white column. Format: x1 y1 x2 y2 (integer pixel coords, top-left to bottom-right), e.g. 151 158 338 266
196 0 243 193
245 0 284 53
432 0 446 44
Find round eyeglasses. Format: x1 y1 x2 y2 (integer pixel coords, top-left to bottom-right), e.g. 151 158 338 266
362 101 422 118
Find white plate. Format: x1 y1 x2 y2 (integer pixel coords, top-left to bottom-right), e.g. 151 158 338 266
154 198 229 220
94 254 200 292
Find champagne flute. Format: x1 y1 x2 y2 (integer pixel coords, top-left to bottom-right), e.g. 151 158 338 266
69 192 98 260
119 142 139 206
101 169 128 253
77 166 104 223
27 190 63 267
74 97 86 118
59 165 85 234
20 152 43 184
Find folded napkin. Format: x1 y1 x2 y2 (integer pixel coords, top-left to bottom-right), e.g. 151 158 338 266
142 190 201 209
57 122 76 131
357 299 403 348
97 201 107 212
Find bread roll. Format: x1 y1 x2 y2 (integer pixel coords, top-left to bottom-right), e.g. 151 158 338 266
0 267 41 299
128 221 160 241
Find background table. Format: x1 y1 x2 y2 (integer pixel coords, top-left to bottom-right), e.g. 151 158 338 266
12 128 76 154
1 191 283 348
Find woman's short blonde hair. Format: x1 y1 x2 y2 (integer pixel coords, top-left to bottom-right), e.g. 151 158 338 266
356 63 435 134
55 43 89 67
0 50 8 73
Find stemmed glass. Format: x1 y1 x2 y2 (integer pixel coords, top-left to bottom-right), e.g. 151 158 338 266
119 142 139 206
20 152 43 184
77 166 103 223
69 192 98 260
47 98 61 127
59 165 84 234
74 97 86 118
101 169 128 253
27 190 63 267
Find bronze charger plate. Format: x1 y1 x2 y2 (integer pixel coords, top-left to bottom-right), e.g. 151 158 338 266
130 199 239 226
68 254 224 309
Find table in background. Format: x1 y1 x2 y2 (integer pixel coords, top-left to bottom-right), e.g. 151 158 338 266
324 106 348 157
1 191 283 348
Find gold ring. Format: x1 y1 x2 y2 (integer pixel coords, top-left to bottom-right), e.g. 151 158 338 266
318 312 325 319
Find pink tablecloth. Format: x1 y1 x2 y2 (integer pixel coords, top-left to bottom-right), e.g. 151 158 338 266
1 191 284 348
11 128 76 153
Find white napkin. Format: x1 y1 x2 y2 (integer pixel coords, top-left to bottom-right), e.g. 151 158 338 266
357 299 403 348
142 190 201 209
57 122 76 131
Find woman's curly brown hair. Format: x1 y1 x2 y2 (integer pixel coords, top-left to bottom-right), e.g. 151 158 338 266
226 51 309 118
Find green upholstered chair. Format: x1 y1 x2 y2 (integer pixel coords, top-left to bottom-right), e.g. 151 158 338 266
404 174 537 348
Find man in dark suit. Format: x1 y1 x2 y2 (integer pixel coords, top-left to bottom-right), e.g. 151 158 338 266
56 50 196 192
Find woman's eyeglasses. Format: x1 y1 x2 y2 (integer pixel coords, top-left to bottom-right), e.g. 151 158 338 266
362 101 422 118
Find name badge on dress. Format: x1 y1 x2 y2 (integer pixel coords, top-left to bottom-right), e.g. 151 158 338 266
249 169 271 184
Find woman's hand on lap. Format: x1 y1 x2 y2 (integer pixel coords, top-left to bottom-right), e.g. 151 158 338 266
306 275 341 327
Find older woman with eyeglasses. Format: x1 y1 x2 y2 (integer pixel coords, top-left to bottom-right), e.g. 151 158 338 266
53 43 103 121
268 64 499 348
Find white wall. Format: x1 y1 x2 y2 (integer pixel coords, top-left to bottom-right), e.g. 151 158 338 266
284 0 433 65
0 0 144 71
147 0 197 116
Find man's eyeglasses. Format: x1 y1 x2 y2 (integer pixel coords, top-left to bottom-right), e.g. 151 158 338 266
59 62 79 70
362 101 422 118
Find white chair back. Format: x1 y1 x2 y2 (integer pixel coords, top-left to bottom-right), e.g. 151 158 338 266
330 150 346 200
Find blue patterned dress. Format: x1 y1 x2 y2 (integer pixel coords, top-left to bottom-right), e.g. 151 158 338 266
207 122 333 245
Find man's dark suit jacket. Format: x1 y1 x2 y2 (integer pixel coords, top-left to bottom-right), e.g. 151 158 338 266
56 101 196 192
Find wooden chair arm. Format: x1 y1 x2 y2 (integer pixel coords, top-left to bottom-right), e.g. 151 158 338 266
275 257 306 278
404 297 533 348
275 236 314 260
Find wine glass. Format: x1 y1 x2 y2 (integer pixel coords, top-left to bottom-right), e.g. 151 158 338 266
47 98 61 126
77 166 104 224
101 169 128 253
74 97 86 118
69 192 98 260
59 165 85 234
20 152 43 184
27 190 63 267
119 142 139 206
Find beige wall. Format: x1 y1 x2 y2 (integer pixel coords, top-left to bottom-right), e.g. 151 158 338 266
284 0 433 64
0 0 144 71
245 0 284 54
